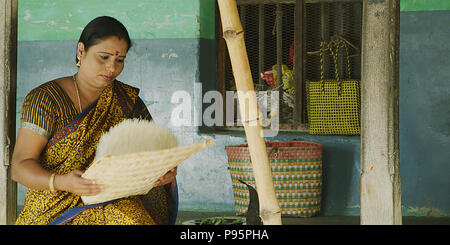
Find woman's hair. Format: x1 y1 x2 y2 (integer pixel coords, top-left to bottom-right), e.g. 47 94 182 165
75 16 132 65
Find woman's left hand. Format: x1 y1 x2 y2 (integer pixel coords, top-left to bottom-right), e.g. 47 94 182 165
154 167 177 187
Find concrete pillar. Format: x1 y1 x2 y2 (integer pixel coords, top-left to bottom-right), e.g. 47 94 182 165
360 0 401 225
0 0 18 225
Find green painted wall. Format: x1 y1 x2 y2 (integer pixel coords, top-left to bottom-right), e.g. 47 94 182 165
18 0 217 41
199 0 216 40
401 0 450 12
18 0 449 41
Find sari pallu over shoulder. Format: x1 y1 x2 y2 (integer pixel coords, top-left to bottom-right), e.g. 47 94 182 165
43 80 139 178
43 80 139 174
16 81 174 225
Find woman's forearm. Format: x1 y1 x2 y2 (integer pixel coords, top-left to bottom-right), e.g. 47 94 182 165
12 158 102 196
12 158 57 191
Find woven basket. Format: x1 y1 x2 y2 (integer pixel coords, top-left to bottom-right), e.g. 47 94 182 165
226 141 322 217
81 139 213 205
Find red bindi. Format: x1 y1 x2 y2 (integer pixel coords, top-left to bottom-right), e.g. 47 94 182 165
115 51 120 56
118 36 122 41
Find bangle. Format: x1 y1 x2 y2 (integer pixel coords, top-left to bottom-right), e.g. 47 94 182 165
49 173 56 192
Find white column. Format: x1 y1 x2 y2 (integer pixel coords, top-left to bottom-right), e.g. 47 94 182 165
360 0 401 225
0 0 18 225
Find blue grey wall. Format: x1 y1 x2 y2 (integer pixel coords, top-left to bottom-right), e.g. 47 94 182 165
398 10 450 216
16 10 449 217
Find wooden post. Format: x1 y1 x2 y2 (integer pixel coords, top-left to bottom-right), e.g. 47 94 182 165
360 0 401 225
217 0 282 225
293 0 304 125
0 0 18 225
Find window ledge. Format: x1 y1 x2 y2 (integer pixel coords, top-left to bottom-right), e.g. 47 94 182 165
199 123 310 135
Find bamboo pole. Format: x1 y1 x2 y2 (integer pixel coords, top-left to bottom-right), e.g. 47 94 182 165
217 0 282 225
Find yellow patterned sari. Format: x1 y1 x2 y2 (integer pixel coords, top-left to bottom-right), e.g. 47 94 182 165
16 80 176 225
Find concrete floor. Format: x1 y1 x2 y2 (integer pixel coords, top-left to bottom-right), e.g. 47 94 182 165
16 205 450 225
176 211 450 225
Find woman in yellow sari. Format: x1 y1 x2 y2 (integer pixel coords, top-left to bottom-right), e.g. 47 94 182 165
12 16 177 225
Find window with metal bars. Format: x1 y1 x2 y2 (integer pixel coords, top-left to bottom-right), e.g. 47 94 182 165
217 0 362 131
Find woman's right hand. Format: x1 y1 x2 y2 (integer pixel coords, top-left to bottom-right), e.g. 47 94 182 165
54 169 104 196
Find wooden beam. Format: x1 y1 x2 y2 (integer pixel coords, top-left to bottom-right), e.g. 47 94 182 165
0 0 18 225
293 0 304 125
360 0 401 225
216 4 228 126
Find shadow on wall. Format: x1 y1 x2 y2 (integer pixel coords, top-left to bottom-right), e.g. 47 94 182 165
320 140 360 216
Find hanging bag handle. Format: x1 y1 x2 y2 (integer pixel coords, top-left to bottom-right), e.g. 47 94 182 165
327 38 352 96
329 35 353 79
328 40 342 95
338 38 352 79
319 37 352 95
319 40 327 93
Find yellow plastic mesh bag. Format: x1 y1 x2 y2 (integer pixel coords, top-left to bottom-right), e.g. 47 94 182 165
306 39 360 135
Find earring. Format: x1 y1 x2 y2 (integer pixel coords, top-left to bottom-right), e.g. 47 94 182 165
76 56 81 67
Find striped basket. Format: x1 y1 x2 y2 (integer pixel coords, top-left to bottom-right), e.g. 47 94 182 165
225 141 323 217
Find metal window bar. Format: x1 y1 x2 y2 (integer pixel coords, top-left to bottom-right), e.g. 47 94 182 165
337 3 344 74
304 2 362 82
320 2 330 79
276 3 283 123
258 5 265 86
225 2 297 125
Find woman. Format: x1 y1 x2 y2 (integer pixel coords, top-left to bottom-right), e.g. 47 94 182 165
12 16 178 225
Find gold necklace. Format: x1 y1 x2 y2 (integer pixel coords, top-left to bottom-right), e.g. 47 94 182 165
72 74 82 113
